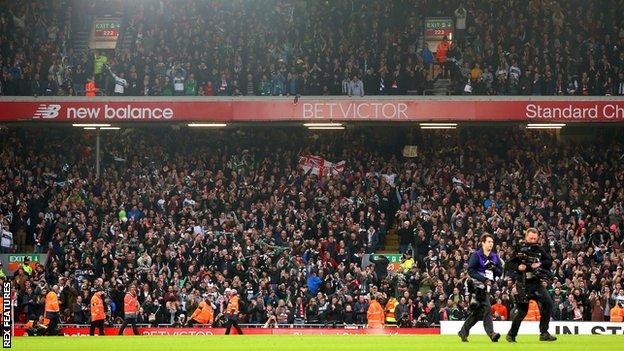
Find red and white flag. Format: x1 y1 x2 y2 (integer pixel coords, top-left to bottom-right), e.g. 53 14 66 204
299 155 345 177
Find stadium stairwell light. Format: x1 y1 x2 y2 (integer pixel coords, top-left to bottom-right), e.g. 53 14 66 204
526 123 566 129
188 123 228 127
73 123 111 127
303 123 343 127
100 127 121 130
83 127 97 130
307 126 345 130
420 123 457 129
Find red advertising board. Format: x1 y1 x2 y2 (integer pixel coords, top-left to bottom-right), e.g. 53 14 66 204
14 326 440 336
1 98 623 123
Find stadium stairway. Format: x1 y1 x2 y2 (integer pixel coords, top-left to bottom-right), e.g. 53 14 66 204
71 31 90 56
118 16 134 51
422 78 452 95
379 228 399 253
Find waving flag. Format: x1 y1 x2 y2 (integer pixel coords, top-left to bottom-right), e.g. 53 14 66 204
299 155 345 177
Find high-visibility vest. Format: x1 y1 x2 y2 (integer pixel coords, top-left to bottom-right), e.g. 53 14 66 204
45 291 60 313
22 264 33 275
385 297 398 323
436 41 450 62
85 81 96 96
610 305 624 322
524 300 541 321
367 300 385 328
491 303 508 320
226 296 239 315
191 301 213 324
124 293 139 317
91 292 105 322
401 259 414 273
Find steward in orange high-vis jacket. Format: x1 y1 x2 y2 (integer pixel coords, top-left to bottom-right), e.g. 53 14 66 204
119 285 141 335
90 290 106 336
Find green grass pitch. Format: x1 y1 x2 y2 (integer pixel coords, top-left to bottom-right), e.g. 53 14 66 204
11 335 624 351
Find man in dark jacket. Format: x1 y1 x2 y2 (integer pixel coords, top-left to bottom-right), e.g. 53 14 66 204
458 233 503 342
397 221 412 254
505 228 557 342
369 255 390 284
395 297 411 327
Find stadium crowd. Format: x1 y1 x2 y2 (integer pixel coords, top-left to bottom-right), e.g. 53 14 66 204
1 126 624 329
1 0 624 97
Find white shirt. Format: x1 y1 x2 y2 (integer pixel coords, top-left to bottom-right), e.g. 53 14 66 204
455 8 467 30
1 229 13 248
348 79 364 96
113 74 128 94
174 77 185 91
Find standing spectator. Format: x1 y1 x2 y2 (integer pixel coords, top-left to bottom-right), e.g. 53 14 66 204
42 74 59 96
589 291 605 322
243 73 256 96
325 296 343 327
348 75 364 97
436 36 451 78
217 74 230 96
454 4 467 42
85 77 97 96
72 64 87 96
185 74 197 96
112 71 128 96
307 269 322 295
71 296 88 324
531 73 543 95
203 81 215 96
259 75 271 96
172 66 186 96
354 295 369 325
616 72 624 96
395 297 410 327
398 221 412 254
369 255 390 283
127 72 140 96
422 43 435 76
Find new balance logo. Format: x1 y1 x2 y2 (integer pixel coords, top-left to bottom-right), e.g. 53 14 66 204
32 104 61 119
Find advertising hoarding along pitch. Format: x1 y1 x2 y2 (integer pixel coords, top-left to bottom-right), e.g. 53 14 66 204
1 98 623 123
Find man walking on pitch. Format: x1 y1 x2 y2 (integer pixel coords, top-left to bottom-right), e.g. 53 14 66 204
90 290 106 336
505 228 557 342
119 285 140 335
44 285 61 336
458 233 503 342
224 289 243 334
